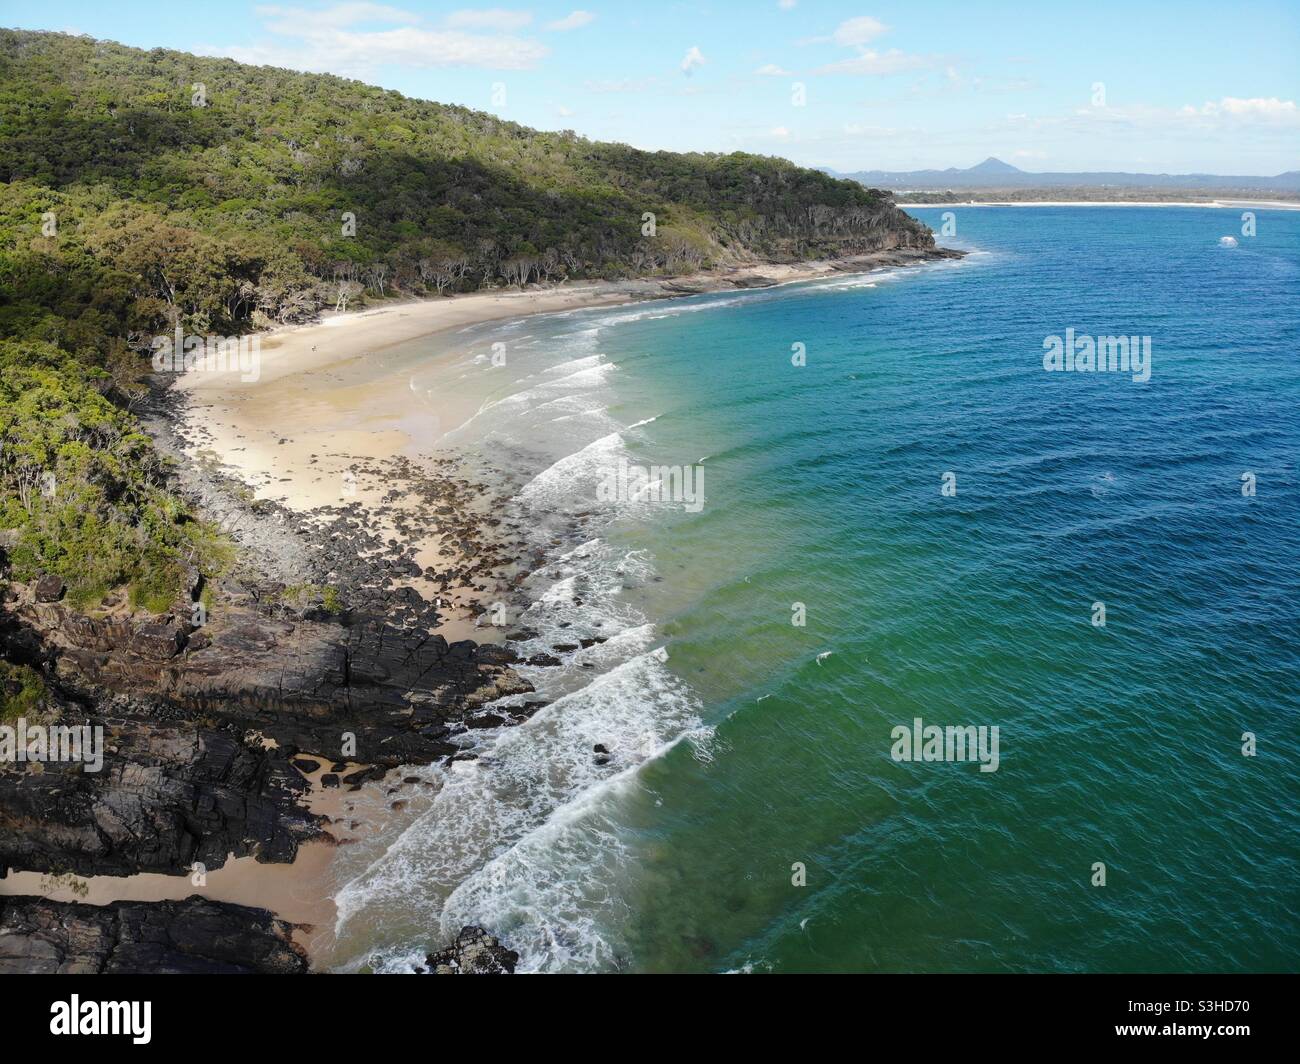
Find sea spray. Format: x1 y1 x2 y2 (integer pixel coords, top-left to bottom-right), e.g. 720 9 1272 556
334 631 706 971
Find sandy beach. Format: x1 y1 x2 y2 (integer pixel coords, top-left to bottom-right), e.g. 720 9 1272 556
172 250 951 640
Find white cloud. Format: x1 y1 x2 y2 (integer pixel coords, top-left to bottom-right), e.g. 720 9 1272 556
585 76 660 94
445 9 533 31
557 103 575 117
832 16 888 47
1185 96 1299 121
778 0 797 8
199 3 548 72
969 98 1300 172
547 10 595 31
1067 97 1300 132
816 49 928 76
802 15 932 78
770 125 791 138
755 63 792 76
681 45 706 75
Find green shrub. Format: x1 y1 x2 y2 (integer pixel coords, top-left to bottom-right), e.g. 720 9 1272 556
0 661 48 724
0 339 231 611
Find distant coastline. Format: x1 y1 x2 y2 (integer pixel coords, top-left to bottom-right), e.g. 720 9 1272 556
831 157 1300 203
898 198 1300 210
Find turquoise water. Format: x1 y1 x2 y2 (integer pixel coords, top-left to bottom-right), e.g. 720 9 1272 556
336 207 1300 973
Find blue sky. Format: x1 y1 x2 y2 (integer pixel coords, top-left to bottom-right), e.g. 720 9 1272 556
9 1 1300 174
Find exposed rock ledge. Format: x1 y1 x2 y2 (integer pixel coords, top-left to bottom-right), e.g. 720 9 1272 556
0 895 307 974
0 897 520 975
0 579 532 880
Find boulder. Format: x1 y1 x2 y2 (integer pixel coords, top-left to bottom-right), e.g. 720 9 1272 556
446 640 476 662
421 925 518 974
130 621 186 660
34 575 65 603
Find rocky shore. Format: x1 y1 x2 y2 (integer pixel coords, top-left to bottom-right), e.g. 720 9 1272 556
0 895 308 974
0 373 546 968
417 925 519 975
0 247 961 973
0 397 540 871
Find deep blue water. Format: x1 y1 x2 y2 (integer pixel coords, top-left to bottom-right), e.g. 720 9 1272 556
340 206 1300 973
600 206 1300 972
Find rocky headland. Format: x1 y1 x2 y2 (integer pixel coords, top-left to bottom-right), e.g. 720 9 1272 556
0 895 308 974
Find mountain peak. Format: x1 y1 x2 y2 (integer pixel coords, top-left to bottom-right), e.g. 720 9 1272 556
967 156 1024 175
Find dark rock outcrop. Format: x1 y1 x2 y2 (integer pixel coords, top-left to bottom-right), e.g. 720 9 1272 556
0 583 532 879
0 895 307 974
5 591 531 762
33 574 64 602
0 355 549 970
0 716 317 878
419 925 519 974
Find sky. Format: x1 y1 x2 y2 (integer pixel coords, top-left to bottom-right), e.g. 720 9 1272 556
7 0 1300 175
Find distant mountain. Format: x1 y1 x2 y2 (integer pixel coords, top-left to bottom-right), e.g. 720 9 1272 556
963 156 1025 177
827 157 1300 194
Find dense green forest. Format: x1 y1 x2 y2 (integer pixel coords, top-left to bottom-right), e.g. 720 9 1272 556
0 28 931 613
0 29 929 332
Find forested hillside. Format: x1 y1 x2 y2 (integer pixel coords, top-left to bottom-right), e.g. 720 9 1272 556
0 28 931 617
0 29 931 335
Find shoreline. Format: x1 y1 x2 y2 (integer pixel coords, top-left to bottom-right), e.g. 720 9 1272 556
170 245 962 967
178 246 962 391
0 246 961 972
898 198 1300 210
173 246 961 643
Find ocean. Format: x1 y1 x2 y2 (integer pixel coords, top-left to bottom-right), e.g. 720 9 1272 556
327 206 1300 973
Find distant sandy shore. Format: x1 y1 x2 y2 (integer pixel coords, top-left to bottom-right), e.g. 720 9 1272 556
899 198 1300 210
176 247 956 398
